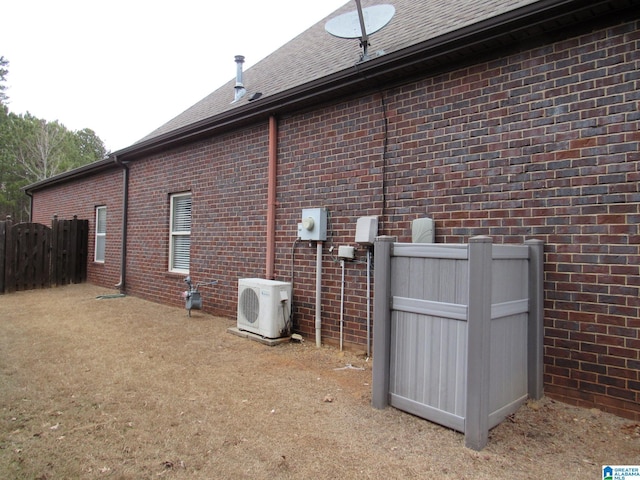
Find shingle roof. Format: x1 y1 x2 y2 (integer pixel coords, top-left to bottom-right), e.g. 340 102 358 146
137 0 540 143
25 0 633 191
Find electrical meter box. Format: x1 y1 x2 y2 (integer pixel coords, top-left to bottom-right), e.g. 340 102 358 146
300 208 327 241
355 216 378 245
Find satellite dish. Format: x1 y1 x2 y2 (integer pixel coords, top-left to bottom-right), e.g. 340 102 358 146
325 4 395 40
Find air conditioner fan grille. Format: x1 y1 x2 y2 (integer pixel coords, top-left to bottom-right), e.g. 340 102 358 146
240 288 259 324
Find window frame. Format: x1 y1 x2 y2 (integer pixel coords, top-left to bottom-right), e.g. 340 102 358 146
94 205 106 263
169 192 192 274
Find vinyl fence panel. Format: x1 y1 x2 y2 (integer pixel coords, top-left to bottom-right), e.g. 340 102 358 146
372 236 544 451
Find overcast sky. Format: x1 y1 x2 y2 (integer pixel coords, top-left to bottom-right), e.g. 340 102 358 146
2 0 348 152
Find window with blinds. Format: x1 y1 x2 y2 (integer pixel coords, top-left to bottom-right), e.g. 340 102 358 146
95 206 106 263
169 193 191 273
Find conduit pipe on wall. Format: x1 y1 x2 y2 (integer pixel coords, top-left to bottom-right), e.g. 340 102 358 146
366 248 372 358
266 115 277 280
315 241 323 347
339 258 345 351
113 155 129 293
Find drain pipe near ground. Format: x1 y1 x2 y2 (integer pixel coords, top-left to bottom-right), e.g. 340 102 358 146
113 155 129 293
266 115 277 280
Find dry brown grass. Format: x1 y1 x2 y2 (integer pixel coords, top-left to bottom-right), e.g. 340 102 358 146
0 284 638 479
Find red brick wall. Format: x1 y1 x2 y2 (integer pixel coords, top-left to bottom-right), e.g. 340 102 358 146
30 168 124 288
364 19 638 418
123 127 271 309
31 17 639 418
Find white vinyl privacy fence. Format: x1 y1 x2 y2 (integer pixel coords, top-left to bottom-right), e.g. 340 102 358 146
372 236 544 450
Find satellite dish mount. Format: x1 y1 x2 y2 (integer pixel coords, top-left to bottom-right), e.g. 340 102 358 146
325 1 396 61
354 0 371 59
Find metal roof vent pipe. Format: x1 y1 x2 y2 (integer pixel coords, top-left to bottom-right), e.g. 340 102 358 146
233 55 246 103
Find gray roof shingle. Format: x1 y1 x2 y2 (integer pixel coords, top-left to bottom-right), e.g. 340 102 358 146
138 0 539 143
25 0 634 192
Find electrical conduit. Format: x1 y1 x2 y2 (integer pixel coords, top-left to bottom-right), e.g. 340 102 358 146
316 241 322 347
340 258 345 351
367 248 371 358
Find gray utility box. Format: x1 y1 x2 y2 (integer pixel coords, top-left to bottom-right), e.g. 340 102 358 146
372 236 544 451
300 208 327 241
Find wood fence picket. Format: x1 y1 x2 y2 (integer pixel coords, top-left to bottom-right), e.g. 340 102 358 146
0 216 88 294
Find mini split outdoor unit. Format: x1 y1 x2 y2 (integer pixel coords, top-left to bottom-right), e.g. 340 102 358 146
237 278 292 339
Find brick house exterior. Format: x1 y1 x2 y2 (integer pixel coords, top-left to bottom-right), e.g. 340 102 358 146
25 0 639 419
29 161 124 288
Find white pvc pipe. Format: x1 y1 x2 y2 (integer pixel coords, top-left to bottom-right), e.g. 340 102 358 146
340 259 345 351
315 241 323 348
367 248 371 358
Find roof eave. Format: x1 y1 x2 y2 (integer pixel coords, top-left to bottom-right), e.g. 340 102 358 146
116 0 634 160
26 0 637 192
23 157 117 194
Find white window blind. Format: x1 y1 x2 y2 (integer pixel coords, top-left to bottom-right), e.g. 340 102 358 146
169 193 191 273
95 206 106 263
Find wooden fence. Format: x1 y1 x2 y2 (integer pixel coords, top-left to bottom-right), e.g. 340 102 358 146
0 216 88 294
372 236 544 451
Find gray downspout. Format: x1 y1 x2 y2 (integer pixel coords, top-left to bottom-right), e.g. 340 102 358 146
113 155 129 293
26 190 33 222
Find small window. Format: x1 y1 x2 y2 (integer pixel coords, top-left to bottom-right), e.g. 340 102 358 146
95 206 106 263
169 193 191 273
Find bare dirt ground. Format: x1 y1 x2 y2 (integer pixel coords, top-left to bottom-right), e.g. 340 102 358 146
0 284 638 479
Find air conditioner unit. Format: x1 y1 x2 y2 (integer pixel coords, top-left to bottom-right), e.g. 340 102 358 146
237 278 292 338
